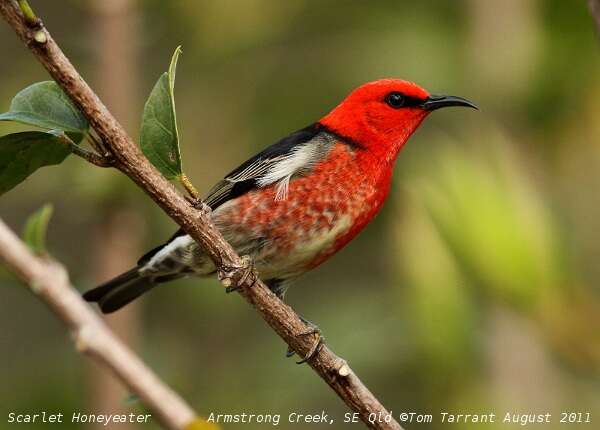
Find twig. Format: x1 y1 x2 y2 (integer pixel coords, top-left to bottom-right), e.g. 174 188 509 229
56 133 114 168
0 1 403 429
179 173 199 199
86 130 111 157
16 0 36 25
16 0 44 42
0 218 201 430
87 131 109 155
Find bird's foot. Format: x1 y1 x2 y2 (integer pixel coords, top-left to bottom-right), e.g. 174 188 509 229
286 317 325 364
186 197 212 217
184 194 199 206
219 255 257 293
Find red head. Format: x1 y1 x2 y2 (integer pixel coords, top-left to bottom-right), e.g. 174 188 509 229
320 79 476 163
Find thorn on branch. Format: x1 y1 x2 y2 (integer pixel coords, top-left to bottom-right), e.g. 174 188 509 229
337 360 351 377
33 30 46 44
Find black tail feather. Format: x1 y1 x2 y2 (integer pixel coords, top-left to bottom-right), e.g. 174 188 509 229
83 268 140 302
83 267 156 314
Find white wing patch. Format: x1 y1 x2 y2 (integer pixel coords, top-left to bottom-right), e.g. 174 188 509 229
257 144 319 201
226 156 283 182
141 235 195 274
205 133 335 207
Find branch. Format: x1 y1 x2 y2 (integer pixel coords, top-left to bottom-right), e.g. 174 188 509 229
0 218 201 430
0 2 403 429
179 173 200 200
590 0 600 38
56 133 115 168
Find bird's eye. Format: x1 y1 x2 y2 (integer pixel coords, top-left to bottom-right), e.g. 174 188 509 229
385 92 406 109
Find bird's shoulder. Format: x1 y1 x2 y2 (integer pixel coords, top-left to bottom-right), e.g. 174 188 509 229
204 122 352 209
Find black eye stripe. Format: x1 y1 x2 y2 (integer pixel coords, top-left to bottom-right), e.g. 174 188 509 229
385 92 425 109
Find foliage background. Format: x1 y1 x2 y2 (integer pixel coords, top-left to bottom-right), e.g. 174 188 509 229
1 1 599 429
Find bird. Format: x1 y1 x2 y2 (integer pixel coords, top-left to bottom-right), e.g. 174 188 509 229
84 79 476 317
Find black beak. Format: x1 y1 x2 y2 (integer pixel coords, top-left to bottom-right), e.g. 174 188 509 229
421 94 478 111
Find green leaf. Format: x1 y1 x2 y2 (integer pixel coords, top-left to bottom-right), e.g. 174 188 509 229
0 131 72 195
22 203 54 255
0 81 88 134
140 46 183 180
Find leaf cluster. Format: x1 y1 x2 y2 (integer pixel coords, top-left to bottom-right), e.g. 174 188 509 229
0 47 190 251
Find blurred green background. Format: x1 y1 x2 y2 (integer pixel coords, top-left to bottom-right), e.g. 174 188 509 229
1 1 599 429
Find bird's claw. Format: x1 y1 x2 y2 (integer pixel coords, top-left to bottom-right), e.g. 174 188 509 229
187 197 212 216
286 319 324 364
219 255 257 293
185 195 200 206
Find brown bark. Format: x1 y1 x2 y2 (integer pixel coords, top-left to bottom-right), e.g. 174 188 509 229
0 1 402 429
0 218 197 430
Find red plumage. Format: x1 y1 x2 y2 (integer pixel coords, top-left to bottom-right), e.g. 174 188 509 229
215 142 388 274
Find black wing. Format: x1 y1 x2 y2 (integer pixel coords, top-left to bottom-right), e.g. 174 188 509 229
203 123 327 209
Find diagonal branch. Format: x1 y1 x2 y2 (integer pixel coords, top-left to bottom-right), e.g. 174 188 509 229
0 1 403 429
0 218 201 430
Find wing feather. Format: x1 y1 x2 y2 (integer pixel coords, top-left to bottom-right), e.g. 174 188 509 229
205 123 334 209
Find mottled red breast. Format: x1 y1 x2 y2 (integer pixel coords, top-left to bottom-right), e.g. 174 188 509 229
215 142 393 270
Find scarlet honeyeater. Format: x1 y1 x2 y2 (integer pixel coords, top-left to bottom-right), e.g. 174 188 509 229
84 79 476 316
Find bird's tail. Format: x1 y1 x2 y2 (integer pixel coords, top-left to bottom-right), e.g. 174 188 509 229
83 267 158 314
